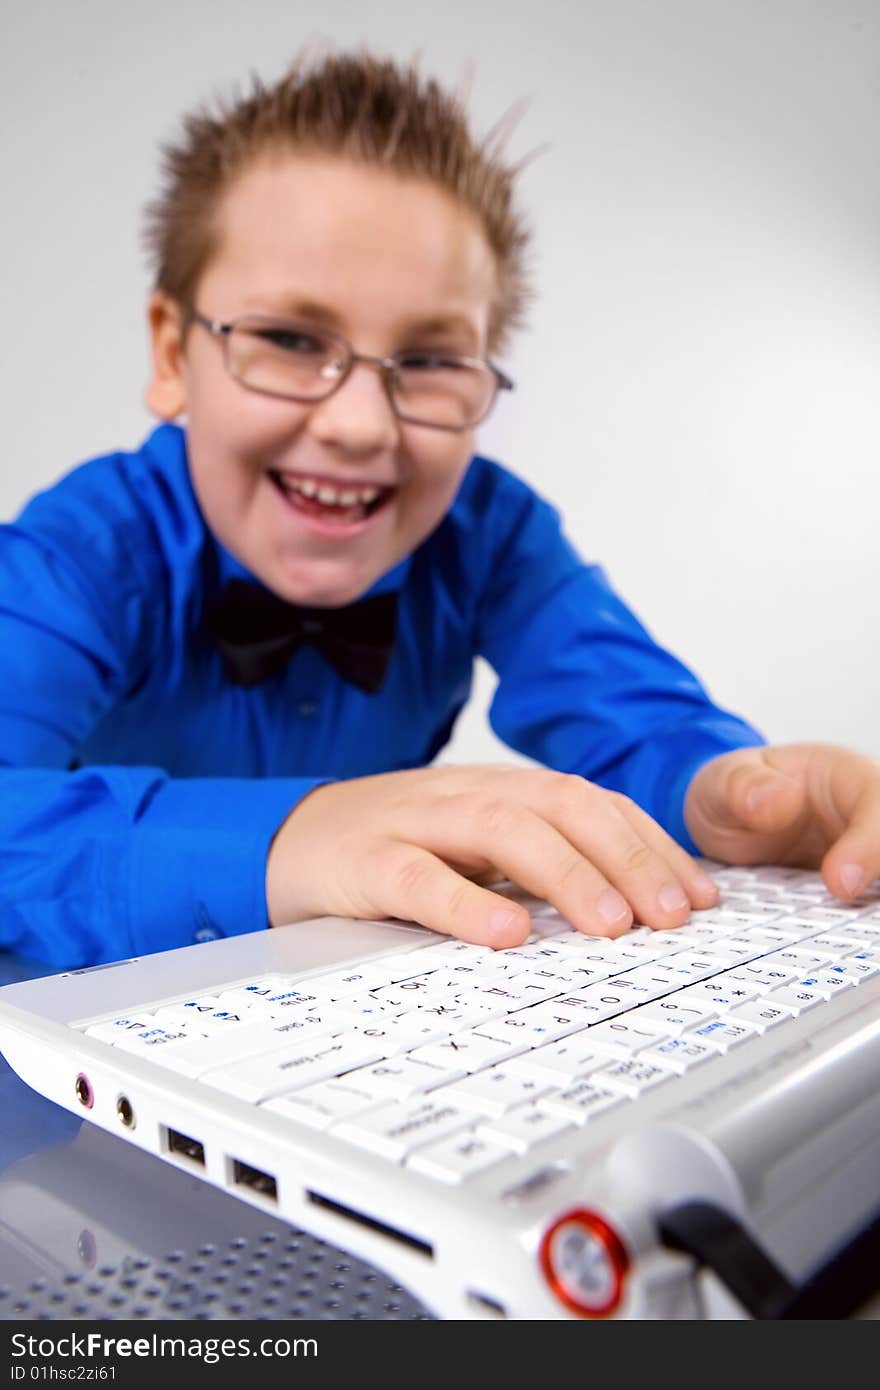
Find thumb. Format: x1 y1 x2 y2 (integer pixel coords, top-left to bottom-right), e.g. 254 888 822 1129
686 750 807 860
731 765 806 833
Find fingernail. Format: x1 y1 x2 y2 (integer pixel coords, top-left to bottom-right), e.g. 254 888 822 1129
658 883 689 913
840 864 865 897
488 908 522 940
693 870 717 898
745 783 772 814
597 889 630 926
745 778 790 815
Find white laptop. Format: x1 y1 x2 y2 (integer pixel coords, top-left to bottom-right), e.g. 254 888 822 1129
0 860 878 1321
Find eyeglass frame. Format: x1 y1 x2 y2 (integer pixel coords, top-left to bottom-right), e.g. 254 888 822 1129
185 307 515 432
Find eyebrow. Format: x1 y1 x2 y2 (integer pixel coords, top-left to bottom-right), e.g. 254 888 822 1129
250 297 481 346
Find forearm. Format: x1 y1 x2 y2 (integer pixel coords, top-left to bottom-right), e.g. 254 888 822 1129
0 766 328 969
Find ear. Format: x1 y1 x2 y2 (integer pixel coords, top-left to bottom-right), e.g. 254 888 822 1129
144 291 188 419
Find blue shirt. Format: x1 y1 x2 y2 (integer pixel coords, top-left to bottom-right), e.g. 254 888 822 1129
0 424 764 968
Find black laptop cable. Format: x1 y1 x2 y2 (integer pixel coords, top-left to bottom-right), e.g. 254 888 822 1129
658 1199 880 1319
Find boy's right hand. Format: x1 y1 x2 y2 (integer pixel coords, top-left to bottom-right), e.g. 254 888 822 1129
265 765 718 947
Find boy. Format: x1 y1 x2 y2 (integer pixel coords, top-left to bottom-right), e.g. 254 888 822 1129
1 49 878 970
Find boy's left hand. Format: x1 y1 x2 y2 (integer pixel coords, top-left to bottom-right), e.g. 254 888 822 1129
684 742 880 899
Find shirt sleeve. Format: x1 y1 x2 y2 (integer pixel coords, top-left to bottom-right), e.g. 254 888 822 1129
474 471 766 851
0 501 325 970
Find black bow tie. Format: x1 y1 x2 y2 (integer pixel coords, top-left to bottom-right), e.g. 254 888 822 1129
210 579 397 693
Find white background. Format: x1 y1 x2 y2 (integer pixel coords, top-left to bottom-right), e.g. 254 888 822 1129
4 0 878 762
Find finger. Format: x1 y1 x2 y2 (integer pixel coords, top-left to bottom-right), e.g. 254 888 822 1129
704 755 805 837
372 841 533 947
819 781 880 901
616 796 719 911
404 795 638 937
417 789 697 936
530 779 704 930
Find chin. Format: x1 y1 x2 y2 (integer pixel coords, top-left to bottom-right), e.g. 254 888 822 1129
262 568 375 610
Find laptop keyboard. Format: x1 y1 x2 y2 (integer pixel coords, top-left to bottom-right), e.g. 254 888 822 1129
75 864 880 1184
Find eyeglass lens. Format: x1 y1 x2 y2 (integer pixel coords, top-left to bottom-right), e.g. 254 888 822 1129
225 319 496 427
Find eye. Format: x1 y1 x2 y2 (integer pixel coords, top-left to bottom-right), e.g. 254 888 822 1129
396 352 469 372
255 326 328 355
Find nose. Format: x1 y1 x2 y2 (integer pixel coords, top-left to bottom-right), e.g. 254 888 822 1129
306 358 400 455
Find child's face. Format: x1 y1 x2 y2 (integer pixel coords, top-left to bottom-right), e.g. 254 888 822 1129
146 154 499 606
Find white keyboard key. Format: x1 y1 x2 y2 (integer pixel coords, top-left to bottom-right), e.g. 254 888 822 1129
446 1027 531 1066
364 948 456 978
540 1079 625 1125
842 953 880 981
354 1015 453 1051
154 995 224 1021
580 1016 670 1057
259 987 337 1017
504 972 570 1006
262 1078 379 1130
673 979 759 1011
342 1054 466 1099
749 922 827 946
111 1026 190 1055
617 965 685 999
546 988 642 1024
476 1104 576 1154
592 1057 676 1097
634 998 719 1031
332 992 412 1021
407 1032 521 1074
422 987 508 1021
789 971 855 999
216 983 322 1013
551 959 619 987
724 999 797 1031
799 933 868 960
690 1017 760 1051
416 994 508 1028
200 1035 384 1102
763 984 826 1015
147 1018 341 1079
438 1067 551 1118
566 944 645 971
306 964 413 999
411 965 490 994
761 947 827 973
505 1040 605 1083
641 1036 716 1073
662 952 732 982
85 1016 169 1043
725 962 800 994
787 906 860 927
474 1002 592 1046
468 981 544 1012
370 949 458 981
406 1133 516 1184
332 1096 475 1161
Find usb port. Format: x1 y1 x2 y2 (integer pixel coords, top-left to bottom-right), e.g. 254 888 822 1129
232 1159 278 1202
165 1128 205 1166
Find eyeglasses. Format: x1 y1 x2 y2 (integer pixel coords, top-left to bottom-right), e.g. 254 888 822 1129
187 308 514 431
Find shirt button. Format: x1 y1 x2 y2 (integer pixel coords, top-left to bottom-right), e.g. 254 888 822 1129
194 926 220 943
297 698 318 717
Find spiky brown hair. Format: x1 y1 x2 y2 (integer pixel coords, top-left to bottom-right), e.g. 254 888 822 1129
142 46 535 354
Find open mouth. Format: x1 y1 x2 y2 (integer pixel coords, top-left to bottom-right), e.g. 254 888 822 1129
268 471 394 525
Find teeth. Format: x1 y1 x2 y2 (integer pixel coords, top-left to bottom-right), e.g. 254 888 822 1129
276 474 385 507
